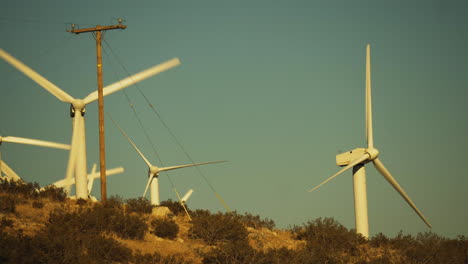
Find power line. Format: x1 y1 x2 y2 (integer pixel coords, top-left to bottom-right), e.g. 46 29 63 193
102 39 231 212
101 45 181 197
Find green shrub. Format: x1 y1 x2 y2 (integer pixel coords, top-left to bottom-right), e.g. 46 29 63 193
0 196 16 213
189 210 248 245
150 218 179 239
160 199 186 215
126 197 153 214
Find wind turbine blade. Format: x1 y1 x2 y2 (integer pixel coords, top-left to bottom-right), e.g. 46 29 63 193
88 167 125 180
104 167 125 176
366 44 374 148
0 161 21 181
83 58 181 104
142 173 155 198
87 163 97 193
181 189 194 203
158 161 227 172
64 119 80 194
309 154 369 192
109 116 153 168
2 136 70 150
372 158 432 228
0 49 75 103
51 177 75 189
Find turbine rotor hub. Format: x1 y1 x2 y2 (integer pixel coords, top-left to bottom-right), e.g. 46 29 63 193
149 167 160 175
365 148 379 160
70 100 86 117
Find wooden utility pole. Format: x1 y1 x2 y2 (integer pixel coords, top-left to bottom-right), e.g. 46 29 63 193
67 20 126 202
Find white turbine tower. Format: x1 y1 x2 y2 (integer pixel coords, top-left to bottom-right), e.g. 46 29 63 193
0 49 180 199
112 120 226 205
0 135 70 181
309 44 431 238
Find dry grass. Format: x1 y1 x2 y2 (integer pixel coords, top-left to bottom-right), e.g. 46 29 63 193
247 226 305 251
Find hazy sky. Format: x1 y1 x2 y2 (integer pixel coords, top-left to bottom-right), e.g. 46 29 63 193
1 0 467 238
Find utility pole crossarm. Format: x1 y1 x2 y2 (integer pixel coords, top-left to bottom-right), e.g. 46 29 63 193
67 24 126 34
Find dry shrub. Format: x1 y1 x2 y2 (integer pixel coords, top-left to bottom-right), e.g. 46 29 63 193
32 201 44 209
133 251 188 264
0 195 16 213
160 199 186 215
189 210 248 245
126 197 153 214
232 211 275 230
151 218 179 240
292 217 366 261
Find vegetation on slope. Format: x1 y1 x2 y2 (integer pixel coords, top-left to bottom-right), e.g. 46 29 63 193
0 178 467 264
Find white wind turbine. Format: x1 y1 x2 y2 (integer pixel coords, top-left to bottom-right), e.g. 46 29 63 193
0 49 180 199
309 44 431 238
0 135 70 181
112 119 226 205
49 163 124 201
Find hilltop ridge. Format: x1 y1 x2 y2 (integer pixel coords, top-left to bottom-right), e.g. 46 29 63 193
0 179 467 264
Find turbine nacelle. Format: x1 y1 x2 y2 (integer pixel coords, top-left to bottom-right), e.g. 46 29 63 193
336 147 379 166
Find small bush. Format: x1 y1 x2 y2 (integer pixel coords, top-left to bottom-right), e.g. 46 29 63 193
102 195 124 209
232 211 276 230
86 235 133 263
32 201 44 209
38 185 67 202
292 217 366 260
126 197 153 214
0 217 13 229
0 179 40 199
160 199 186 215
133 252 187 264
189 210 248 245
76 198 88 206
0 196 16 213
150 218 179 239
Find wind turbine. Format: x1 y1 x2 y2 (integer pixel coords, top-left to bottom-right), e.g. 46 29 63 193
309 44 431 238
49 163 124 201
0 49 180 199
0 135 70 181
111 119 226 205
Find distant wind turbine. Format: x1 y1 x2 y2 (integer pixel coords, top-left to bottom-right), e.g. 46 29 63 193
0 49 180 199
49 163 124 201
309 44 431 238
111 118 226 205
0 135 70 181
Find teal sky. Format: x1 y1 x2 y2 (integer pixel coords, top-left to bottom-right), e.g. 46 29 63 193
1 0 467 238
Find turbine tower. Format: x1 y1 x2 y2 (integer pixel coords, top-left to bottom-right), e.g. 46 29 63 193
309 44 431 238
0 49 180 199
112 119 226 205
0 135 70 181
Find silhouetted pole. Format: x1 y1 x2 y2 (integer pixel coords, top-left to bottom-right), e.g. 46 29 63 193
67 20 126 202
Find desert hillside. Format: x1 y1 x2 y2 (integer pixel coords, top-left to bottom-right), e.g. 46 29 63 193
0 179 467 264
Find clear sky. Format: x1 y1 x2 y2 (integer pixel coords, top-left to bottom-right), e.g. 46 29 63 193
1 0 467 238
